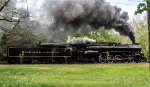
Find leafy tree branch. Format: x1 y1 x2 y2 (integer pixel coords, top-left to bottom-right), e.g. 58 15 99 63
0 0 10 12
135 0 150 14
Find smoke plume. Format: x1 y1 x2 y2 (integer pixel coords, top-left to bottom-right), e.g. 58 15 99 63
44 0 135 43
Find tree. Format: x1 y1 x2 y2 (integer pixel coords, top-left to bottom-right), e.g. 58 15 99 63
0 0 10 12
68 29 122 43
135 0 150 63
0 0 21 30
0 0 48 62
131 16 148 59
82 30 121 43
135 0 150 14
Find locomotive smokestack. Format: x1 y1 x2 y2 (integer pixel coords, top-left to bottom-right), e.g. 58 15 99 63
45 0 135 43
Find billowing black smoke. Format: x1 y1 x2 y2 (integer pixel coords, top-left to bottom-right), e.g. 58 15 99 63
46 0 135 43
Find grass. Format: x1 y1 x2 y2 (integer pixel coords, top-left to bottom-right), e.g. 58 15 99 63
0 64 149 87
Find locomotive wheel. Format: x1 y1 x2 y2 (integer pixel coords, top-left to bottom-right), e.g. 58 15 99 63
98 55 107 63
99 59 107 63
128 57 135 63
108 60 113 63
127 59 131 63
123 58 134 63
134 57 144 63
138 58 144 63
130 59 135 63
114 55 122 63
123 58 130 63
116 59 122 63
108 59 114 63
112 59 118 63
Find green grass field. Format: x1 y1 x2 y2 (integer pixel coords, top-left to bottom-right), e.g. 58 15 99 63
0 64 149 87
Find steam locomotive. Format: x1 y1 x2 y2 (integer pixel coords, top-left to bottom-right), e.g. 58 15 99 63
6 42 145 64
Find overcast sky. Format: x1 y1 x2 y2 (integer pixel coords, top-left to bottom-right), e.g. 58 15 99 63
106 0 145 19
16 0 145 21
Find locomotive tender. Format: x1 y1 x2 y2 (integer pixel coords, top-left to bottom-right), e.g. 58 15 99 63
6 42 144 64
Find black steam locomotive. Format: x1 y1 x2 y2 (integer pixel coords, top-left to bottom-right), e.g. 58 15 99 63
6 42 145 64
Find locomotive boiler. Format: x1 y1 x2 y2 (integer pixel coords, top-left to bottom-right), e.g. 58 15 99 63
6 42 145 64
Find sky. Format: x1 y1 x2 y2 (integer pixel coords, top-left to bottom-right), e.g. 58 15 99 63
106 0 145 19
16 0 145 21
